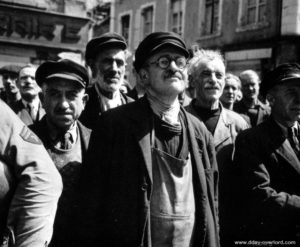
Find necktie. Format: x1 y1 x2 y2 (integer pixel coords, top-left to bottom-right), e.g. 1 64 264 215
28 104 37 122
61 132 73 150
288 127 300 156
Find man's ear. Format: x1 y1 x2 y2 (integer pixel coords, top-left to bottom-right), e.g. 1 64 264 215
138 68 150 87
82 93 89 108
266 93 275 107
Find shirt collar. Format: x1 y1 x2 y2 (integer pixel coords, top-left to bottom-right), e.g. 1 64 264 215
22 98 40 110
47 121 78 144
274 119 298 137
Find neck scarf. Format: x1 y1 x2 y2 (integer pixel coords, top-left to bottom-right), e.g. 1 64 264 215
147 92 180 126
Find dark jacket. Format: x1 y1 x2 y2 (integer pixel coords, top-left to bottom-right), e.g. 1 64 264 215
186 102 249 245
11 99 45 126
79 96 220 247
79 85 134 129
233 99 270 126
234 117 300 241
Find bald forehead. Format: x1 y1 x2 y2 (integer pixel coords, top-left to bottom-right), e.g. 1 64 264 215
239 70 260 84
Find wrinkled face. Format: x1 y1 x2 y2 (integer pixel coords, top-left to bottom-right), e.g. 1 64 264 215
2 72 19 94
18 67 40 99
193 59 225 104
142 47 188 98
220 77 240 105
93 48 126 93
42 79 88 131
268 80 300 126
241 74 260 101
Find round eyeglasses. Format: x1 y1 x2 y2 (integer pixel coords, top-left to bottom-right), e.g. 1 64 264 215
149 55 187 69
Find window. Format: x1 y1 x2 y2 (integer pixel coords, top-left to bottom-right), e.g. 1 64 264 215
202 0 220 35
142 6 154 38
170 0 184 35
121 14 130 44
241 0 267 26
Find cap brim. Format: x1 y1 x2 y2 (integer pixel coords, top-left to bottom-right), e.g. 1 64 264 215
46 73 86 88
150 41 190 58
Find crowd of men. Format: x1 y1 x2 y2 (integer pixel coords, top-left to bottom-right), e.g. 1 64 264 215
0 31 299 247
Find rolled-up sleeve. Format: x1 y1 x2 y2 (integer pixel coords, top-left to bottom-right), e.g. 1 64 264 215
0 101 62 247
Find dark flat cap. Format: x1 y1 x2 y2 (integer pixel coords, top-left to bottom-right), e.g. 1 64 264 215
134 31 189 72
0 64 22 75
36 59 89 88
85 32 127 61
261 63 300 96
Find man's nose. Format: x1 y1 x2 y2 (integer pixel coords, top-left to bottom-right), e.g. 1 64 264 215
169 60 179 71
60 95 69 109
110 61 118 71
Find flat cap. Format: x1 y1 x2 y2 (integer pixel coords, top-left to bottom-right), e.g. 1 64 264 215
85 32 127 61
36 59 89 88
261 63 300 96
134 31 189 72
0 64 22 75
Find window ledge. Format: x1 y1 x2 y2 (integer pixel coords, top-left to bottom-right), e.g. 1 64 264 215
236 21 269 32
197 31 222 41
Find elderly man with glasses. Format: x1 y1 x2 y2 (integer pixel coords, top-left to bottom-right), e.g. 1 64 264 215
79 32 220 247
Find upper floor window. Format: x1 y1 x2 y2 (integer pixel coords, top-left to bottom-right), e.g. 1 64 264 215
202 0 220 36
245 0 266 25
121 14 130 44
238 0 267 29
142 6 154 38
170 0 184 35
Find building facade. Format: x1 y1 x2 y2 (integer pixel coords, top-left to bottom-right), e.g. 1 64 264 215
111 0 300 83
0 0 92 68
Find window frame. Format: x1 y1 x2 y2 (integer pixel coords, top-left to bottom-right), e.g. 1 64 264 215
118 10 132 47
141 3 155 39
237 0 269 32
199 0 223 39
169 0 185 36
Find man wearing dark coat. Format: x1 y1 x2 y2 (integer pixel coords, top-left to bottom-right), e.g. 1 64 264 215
234 70 270 126
12 64 45 125
79 32 133 129
30 59 91 247
186 49 248 246
234 63 300 242
79 32 220 247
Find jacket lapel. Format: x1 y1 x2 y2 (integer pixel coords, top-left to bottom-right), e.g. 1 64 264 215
77 121 91 153
181 108 208 246
213 107 231 148
268 118 300 174
130 97 153 184
275 139 300 174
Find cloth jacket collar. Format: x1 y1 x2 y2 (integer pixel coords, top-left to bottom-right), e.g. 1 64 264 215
267 117 300 174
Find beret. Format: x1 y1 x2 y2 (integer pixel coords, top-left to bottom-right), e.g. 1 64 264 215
134 31 189 72
36 59 89 88
261 63 300 96
85 32 127 61
0 64 22 75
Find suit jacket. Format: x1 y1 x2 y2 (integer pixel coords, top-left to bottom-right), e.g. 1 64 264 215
12 99 45 126
79 85 134 129
234 117 300 241
186 102 249 245
79 96 220 247
234 99 270 126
